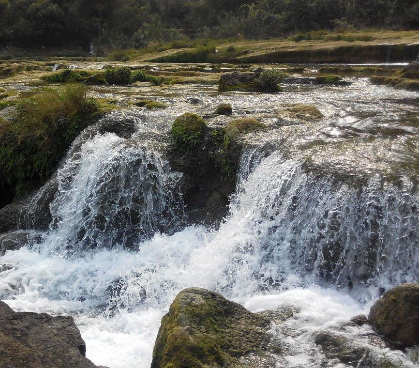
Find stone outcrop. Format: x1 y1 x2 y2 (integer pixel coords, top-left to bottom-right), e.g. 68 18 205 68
168 115 241 226
151 288 279 368
0 301 101 368
369 283 419 347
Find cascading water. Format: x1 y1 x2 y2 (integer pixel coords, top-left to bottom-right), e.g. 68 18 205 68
0 79 418 368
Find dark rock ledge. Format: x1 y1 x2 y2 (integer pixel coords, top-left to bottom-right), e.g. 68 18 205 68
0 301 105 368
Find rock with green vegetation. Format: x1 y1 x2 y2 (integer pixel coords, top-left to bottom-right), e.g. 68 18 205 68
134 100 166 109
105 67 131 85
171 113 206 151
219 70 285 92
371 75 419 91
278 104 324 121
225 117 265 137
151 288 273 368
369 283 419 348
315 75 350 85
0 84 100 207
257 69 285 92
215 103 232 115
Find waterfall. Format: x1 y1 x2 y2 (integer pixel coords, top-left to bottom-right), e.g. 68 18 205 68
0 107 418 368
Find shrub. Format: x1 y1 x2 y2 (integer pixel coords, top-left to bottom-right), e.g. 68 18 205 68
105 67 131 85
171 113 206 151
257 69 286 92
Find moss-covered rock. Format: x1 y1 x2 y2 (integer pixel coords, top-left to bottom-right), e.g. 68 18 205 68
171 113 206 151
396 61 419 79
218 70 285 92
225 118 265 137
151 288 271 368
315 74 343 84
219 71 260 92
278 104 324 121
215 103 232 115
369 283 419 348
134 100 167 109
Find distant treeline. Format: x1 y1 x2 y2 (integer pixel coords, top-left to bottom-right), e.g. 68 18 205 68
0 0 418 51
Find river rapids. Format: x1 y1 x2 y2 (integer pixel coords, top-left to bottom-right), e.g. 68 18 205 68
0 75 418 367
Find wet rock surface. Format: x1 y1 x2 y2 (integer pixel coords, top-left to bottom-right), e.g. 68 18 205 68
369 283 419 348
0 301 100 368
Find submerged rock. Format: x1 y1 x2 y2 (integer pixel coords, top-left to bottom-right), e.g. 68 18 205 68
0 231 31 255
369 283 419 347
151 288 276 368
0 301 100 368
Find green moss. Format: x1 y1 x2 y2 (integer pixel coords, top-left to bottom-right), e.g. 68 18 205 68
215 103 232 115
135 100 166 109
225 118 265 137
0 84 101 200
171 113 206 151
316 75 342 84
151 289 270 368
278 104 324 121
371 75 419 91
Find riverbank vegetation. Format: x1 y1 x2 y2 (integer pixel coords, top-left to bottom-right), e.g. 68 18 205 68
0 0 418 55
0 84 105 205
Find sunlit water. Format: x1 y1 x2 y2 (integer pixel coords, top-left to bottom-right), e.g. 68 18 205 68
0 78 418 368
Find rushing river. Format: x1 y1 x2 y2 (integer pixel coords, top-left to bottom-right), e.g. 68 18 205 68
0 75 418 367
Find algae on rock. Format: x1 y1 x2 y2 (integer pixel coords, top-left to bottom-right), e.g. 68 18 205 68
151 288 273 368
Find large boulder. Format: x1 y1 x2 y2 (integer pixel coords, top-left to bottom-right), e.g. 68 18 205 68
151 288 275 368
0 301 100 368
369 283 419 347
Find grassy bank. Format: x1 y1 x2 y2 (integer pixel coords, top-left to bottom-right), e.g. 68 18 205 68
144 31 419 64
0 84 107 207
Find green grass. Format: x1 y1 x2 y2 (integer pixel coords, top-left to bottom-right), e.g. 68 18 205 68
171 113 206 151
43 67 163 86
0 84 100 198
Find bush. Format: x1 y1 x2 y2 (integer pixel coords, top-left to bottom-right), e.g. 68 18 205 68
171 113 206 151
257 69 286 92
105 67 132 85
0 84 98 198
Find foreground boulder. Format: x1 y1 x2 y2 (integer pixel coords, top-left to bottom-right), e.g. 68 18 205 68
0 301 100 368
369 283 419 347
151 288 275 368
